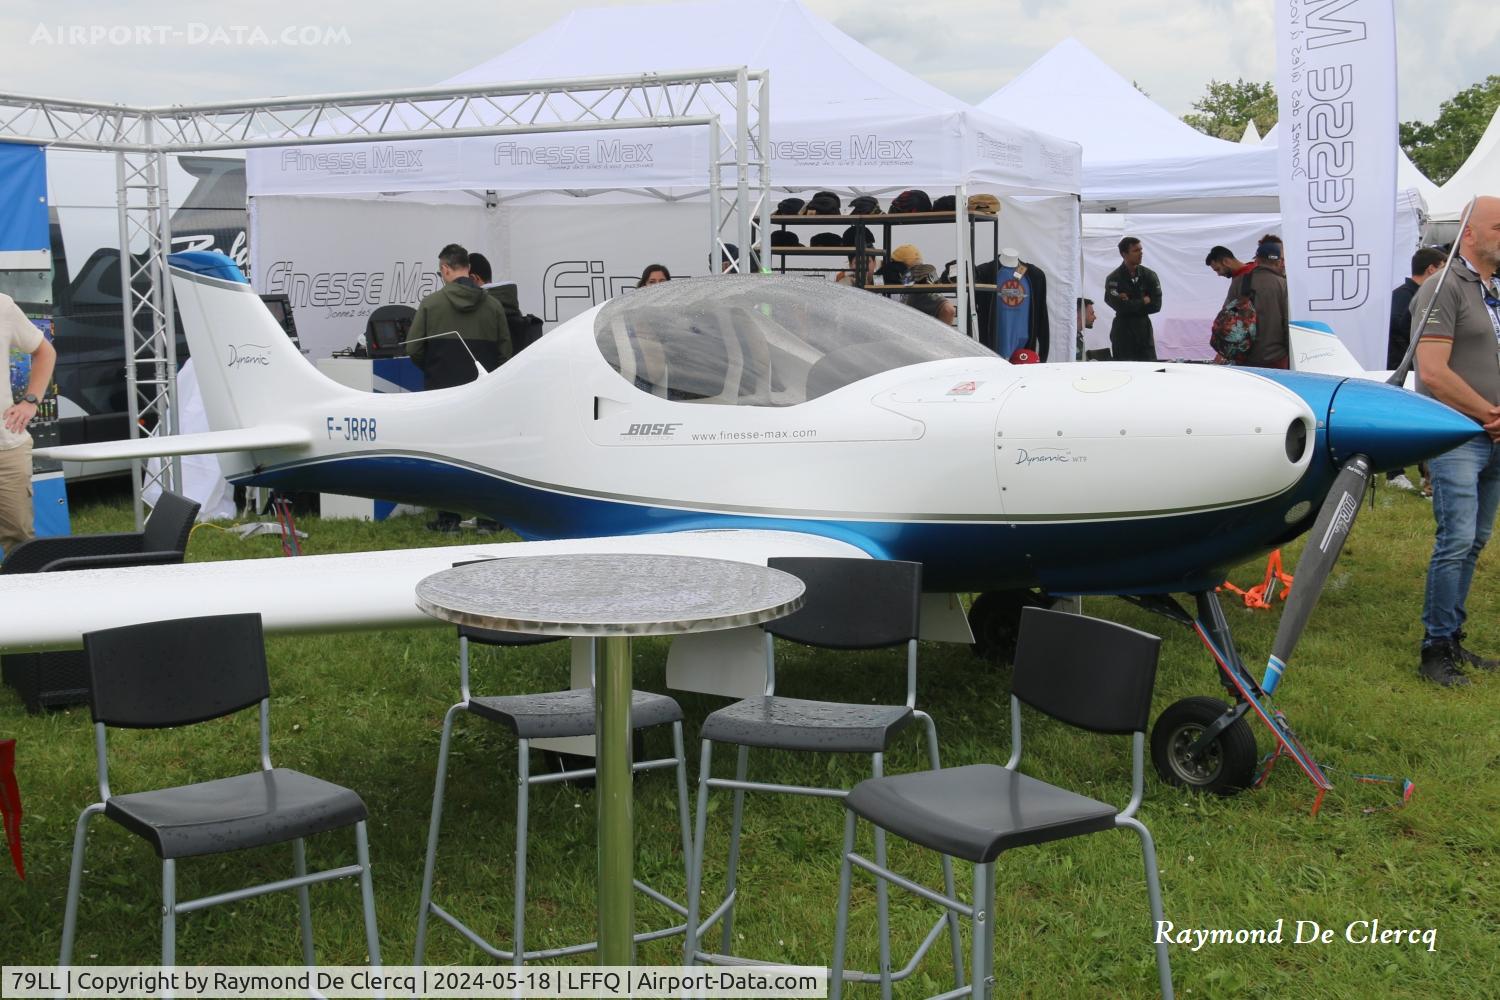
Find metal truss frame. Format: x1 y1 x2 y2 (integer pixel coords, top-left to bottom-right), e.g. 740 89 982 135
1 68 768 525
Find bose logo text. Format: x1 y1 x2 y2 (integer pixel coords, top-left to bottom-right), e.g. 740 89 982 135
623 423 681 437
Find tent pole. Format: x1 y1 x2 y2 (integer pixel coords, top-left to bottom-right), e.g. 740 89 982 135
757 71 771 272
1075 194 1085 361
709 116 722 274
954 183 970 338
735 68 752 273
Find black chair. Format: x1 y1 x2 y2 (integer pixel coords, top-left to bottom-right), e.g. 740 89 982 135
685 558 962 988
1 491 200 712
412 580 694 965
829 607 1174 999
60 614 381 967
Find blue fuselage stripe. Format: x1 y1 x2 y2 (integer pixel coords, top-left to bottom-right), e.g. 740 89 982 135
239 453 1334 594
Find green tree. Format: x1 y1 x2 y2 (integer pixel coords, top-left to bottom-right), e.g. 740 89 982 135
1401 75 1500 185
1182 79 1278 141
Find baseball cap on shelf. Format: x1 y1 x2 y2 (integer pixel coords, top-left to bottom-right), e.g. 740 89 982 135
967 194 1000 216
909 262 937 284
891 244 922 266
848 195 881 215
890 189 933 213
775 196 806 216
804 191 841 215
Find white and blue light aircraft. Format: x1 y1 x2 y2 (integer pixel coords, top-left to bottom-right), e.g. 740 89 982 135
2 252 1480 797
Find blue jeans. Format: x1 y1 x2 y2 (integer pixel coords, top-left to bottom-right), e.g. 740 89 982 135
1423 435 1500 643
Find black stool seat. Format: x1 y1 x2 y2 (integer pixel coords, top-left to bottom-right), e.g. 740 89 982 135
845 763 1118 864
701 695 915 753
467 689 683 740
104 767 368 860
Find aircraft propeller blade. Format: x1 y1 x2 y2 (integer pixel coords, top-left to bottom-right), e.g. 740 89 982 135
1262 454 1372 694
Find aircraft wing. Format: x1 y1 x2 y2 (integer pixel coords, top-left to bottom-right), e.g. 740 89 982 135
0 529 868 652
33 426 311 462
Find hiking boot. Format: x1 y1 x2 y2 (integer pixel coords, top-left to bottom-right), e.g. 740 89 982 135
1419 640 1469 687
1455 631 1499 671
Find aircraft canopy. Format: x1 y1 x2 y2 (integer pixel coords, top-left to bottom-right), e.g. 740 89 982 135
595 276 992 406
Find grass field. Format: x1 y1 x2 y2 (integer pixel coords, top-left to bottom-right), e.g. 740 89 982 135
2 485 1498 998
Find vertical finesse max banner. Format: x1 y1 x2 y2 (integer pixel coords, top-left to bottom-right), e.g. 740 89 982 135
1276 0 1397 369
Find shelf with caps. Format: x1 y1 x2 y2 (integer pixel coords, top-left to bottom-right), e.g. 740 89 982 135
768 211 1002 226
753 245 889 257
861 283 999 294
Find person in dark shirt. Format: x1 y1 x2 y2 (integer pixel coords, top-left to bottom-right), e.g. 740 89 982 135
1389 247 1448 370
1103 237 1162 361
1385 247 1449 493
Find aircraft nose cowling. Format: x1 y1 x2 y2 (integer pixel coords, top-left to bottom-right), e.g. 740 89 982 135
1327 377 1483 471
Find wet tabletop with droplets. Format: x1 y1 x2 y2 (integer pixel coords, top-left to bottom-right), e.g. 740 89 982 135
415 552 805 637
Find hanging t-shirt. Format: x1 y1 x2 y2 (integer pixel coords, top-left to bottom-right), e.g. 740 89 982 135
994 264 1032 360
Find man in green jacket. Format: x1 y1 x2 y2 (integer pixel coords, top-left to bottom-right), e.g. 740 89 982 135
1104 236 1163 361
404 243 511 532
405 243 511 391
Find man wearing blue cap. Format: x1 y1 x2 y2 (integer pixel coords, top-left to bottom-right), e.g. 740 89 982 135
1239 236 1289 369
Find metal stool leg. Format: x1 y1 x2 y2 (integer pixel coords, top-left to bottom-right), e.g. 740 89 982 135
59 802 104 965
917 710 965 989
972 863 996 1000
513 739 531 966
355 821 381 966
671 724 693 880
828 812 858 1000
719 745 750 955
871 753 893 1000
685 739 714 964
293 838 315 965
1120 816 1175 1000
162 860 177 966
413 702 463 964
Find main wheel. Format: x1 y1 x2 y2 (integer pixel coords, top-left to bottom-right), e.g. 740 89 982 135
968 589 1044 664
1151 696 1257 795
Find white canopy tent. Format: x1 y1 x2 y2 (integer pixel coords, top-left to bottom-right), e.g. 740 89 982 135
246 0 1083 359
980 39 1424 360
979 38 1278 215
1426 104 1500 222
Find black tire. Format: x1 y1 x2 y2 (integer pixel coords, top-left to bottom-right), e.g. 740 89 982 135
968 589 1043 664
1151 696 1257 795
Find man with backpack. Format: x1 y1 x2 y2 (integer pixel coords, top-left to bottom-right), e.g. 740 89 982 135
1210 239 1288 368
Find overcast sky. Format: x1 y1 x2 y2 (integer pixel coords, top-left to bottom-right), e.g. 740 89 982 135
1 0 1491 127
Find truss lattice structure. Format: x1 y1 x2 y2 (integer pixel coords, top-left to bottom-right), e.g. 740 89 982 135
1 69 768 525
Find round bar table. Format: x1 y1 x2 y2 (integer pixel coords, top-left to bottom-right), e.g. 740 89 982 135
415 552 805 964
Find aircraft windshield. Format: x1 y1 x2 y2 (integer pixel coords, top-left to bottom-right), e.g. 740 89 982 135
594 276 994 406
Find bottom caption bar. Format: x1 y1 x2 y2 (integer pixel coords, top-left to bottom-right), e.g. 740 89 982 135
2 966 828 999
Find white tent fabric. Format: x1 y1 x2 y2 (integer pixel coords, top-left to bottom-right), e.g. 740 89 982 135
1241 121 1261 145
439 0 1080 196
1426 104 1500 222
246 0 1083 356
248 1 1081 199
977 38 1277 213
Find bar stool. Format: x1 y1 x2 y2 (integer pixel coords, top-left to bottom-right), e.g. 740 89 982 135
829 607 1174 999
685 557 962 989
412 621 695 964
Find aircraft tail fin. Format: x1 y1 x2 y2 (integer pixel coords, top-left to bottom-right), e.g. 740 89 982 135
1288 321 1367 377
168 251 344 433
